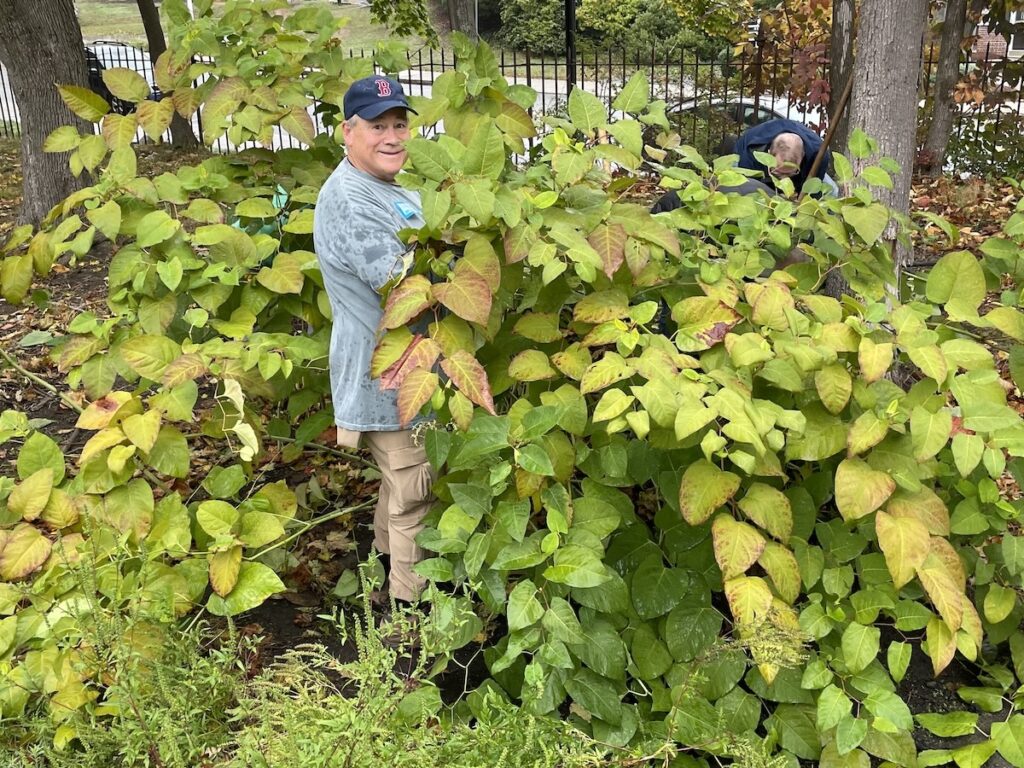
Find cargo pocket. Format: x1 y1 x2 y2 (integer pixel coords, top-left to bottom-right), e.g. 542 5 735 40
387 445 434 515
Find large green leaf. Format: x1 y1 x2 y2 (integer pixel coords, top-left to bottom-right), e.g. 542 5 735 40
630 555 690 620
543 546 609 588
611 70 649 113
462 122 505 179
120 335 181 381
567 87 608 134
993 715 1024 766
840 622 880 674
926 250 986 312
664 604 722 661
135 210 181 249
840 202 889 246
206 562 285 616
16 432 65 484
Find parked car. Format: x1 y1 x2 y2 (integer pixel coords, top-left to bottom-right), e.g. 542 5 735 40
669 96 825 133
84 41 163 116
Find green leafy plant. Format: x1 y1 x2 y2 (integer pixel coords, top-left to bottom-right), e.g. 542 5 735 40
369 45 1024 768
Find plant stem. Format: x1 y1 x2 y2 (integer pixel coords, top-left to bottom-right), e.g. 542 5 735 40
266 434 375 469
0 345 82 413
246 499 376 561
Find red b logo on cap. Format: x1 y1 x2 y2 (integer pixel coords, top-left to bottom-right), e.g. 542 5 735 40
376 79 392 97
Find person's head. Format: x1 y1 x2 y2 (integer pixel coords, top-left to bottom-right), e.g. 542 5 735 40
341 76 416 182
769 132 804 179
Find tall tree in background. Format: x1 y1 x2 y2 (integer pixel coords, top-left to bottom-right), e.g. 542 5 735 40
848 0 929 275
135 0 200 149
921 0 969 174
828 0 854 155
0 0 89 226
447 0 478 37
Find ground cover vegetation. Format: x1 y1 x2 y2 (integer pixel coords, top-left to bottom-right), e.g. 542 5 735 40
3 0 1024 766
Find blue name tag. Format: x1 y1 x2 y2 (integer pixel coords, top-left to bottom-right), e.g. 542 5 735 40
394 200 419 220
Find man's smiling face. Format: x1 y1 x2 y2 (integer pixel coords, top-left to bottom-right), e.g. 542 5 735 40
341 107 410 182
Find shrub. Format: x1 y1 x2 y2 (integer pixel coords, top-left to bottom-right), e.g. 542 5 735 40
497 0 565 54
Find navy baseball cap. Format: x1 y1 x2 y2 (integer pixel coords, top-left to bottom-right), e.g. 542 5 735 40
343 76 416 120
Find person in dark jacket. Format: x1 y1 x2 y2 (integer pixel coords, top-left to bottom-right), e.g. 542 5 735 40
734 118 832 195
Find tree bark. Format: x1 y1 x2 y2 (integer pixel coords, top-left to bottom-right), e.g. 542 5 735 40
828 0 855 156
0 0 90 227
922 0 968 175
849 0 929 279
135 0 199 149
447 0 477 37
821 0 856 299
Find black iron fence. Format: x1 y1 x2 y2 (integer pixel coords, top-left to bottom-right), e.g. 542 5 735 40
2 39 1024 172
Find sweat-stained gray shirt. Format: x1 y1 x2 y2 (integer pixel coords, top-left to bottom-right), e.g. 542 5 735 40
313 159 423 431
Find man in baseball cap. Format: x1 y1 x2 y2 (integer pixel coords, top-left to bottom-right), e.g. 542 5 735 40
314 74 432 620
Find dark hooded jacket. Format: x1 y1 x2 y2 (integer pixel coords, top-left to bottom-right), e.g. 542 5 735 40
734 118 830 194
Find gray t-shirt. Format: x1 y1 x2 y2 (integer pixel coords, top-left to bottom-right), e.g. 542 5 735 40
313 159 423 431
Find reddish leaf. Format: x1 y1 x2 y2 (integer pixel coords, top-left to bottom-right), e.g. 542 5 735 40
397 368 439 427
503 223 536 264
431 271 492 326
440 350 496 415
380 336 441 390
588 223 627 278
381 275 433 330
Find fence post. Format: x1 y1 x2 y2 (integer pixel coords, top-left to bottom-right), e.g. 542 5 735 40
565 0 576 93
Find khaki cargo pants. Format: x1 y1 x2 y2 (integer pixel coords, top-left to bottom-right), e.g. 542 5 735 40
338 427 434 602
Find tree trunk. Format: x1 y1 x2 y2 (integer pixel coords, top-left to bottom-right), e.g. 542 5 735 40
828 0 855 156
821 0 856 300
922 0 968 175
135 0 199 149
447 0 477 37
0 0 90 227
849 0 929 279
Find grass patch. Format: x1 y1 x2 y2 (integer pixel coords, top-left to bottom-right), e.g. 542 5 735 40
75 0 433 50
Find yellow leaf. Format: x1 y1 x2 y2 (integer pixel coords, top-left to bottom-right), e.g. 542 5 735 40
858 337 893 383
917 553 964 632
76 392 136 430
886 487 949 536
757 542 801 604
0 524 52 580
724 576 773 629
79 427 127 465
39 489 80 530
209 545 242 597
440 350 496 415
923 616 956 676
712 514 766 580
122 410 162 453
875 511 929 589
679 460 741 526
834 458 895 520
737 483 792 541
8 468 54 521
396 368 439 428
